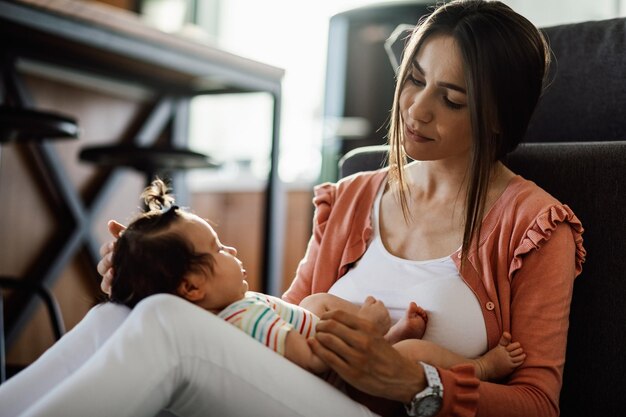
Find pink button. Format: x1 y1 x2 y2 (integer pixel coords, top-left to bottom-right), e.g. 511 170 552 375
486 302 495 311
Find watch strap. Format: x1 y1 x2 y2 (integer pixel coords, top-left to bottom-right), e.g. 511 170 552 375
421 361 442 388
404 362 444 417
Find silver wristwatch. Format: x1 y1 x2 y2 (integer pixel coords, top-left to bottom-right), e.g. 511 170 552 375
404 362 444 417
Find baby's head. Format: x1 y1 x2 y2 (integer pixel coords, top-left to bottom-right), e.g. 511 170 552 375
109 179 248 310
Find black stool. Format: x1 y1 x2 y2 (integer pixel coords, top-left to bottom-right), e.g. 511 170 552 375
0 106 79 142
79 143 218 211
0 105 78 383
79 144 218 185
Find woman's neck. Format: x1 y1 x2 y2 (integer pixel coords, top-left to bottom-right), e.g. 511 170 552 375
400 160 514 211
404 159 471 201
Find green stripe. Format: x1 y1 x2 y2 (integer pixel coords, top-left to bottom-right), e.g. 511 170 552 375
288 307 295 325
251 307 270 340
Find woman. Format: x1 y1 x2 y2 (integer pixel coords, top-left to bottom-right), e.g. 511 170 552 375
0 1 584 416
283 2 584 416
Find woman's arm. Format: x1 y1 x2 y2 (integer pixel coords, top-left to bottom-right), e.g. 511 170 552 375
282 183 336 304
466 223 577 417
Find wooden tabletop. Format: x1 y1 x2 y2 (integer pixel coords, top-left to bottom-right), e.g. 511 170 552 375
0 0 284 94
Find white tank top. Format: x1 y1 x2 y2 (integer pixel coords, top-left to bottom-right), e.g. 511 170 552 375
328 184 488 358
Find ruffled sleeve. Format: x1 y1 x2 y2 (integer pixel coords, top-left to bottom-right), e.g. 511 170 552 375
509 204 586 279
282 170 387 304
437 364 480 417
282 182 337 304
311 182 336 240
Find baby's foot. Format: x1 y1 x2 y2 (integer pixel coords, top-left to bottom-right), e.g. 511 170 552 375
385 302 428 345
473 332 525 381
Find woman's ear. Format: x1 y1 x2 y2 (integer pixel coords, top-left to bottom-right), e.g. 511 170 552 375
177 274 206 302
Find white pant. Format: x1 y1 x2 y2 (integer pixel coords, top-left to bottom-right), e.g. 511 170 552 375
0 294 378 417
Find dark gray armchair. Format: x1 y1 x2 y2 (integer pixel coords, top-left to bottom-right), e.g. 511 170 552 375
340 17 626 417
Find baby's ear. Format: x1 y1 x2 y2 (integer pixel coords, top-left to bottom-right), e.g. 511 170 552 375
177 275 205 302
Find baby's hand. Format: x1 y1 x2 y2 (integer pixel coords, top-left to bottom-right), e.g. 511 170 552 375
357 296 391 336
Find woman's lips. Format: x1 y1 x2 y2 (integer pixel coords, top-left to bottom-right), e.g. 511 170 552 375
405 126 434 143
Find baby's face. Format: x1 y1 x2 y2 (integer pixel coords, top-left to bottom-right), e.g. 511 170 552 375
178 213 249 311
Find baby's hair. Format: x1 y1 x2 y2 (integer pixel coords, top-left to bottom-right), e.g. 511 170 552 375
141 178 176 212
109 178 214 308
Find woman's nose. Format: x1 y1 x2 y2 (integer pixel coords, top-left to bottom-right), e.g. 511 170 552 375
225 245 237 256
407 91 434 124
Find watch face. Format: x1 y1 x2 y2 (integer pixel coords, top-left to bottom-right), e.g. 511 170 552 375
416 395 443 417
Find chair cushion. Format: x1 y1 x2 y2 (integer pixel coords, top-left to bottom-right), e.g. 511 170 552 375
339 145 388 178
525 18 626 142
505 141 626 417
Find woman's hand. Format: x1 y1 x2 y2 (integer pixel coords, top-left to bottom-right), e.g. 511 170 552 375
97 220 126 295
309 309 426 403
357 296 391 336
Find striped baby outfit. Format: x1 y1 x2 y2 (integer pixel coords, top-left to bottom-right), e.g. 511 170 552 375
217 291 319 356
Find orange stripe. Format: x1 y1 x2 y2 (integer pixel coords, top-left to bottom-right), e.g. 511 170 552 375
304 314 313 339
266 317 281 349
299 311 307 334
223 309 246 322
273 325 280 350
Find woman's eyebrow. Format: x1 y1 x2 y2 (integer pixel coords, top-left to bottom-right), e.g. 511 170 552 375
412 60 467 94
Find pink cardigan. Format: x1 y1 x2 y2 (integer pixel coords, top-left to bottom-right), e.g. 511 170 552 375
283 169 585 417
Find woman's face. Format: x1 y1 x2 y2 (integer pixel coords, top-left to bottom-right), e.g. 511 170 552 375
399 34 472 163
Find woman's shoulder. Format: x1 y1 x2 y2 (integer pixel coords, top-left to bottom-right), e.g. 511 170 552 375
312 167 388 205
486 175 585 271
499 175 564 213
500 177 586 276
314 167 388 194
484 174 582 244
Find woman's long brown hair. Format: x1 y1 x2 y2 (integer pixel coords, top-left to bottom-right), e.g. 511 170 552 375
388 0 550 265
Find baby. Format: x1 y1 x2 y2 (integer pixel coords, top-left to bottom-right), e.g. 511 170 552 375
109 179 524 380
110 179 328 372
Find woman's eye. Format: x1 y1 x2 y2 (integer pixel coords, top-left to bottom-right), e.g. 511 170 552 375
444 97 464 110
407 74 425 87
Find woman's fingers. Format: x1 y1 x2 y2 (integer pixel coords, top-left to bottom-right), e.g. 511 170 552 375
320 308 372 332
96 251 113 276
308 337 352 373
99 241 113 257
96 220 126 295
314 311 376 372
108 220 126 238
316 325 366 362
309 334 367 383
100 269 114 295
315 310 391 375
318 311 378 350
